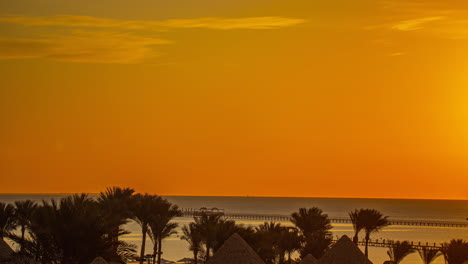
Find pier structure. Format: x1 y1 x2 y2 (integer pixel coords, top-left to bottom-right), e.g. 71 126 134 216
348 239 445 250
180 208 468 228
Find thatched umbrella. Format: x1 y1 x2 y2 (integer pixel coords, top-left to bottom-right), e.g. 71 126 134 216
176 257 193 263
206 233 265 264
319 235 373 264
300 254 319 264
0 239 14 261
90 257 109 264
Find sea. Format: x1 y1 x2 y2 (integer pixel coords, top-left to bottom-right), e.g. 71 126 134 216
1 195 467 264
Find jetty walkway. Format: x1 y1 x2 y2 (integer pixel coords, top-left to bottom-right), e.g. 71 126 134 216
180 208 468 228
339 239 445 250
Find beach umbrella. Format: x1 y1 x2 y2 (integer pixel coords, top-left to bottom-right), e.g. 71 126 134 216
300 254 319 264
90 257 109 264
176 257 193 263
206 233 266 264
319 235 373 264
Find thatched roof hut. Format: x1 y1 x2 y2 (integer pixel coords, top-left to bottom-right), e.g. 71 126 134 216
206 233 265 264
300 254 319 264
319 235 373 264
0 239 14 261
90 257 109 264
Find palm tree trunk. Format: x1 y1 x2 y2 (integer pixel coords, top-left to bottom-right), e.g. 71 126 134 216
140 226 148 264
353 231 359 245
288 252 291 264
206 243 211 261
364 232 370 257
152 240 158 264
194 250 198 264
20 225 26 252
157 236 162 264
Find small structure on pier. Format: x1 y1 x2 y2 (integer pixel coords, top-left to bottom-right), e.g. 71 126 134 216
300 254 319 264
206 233 265 264
193 207 225 217
319 235 373 264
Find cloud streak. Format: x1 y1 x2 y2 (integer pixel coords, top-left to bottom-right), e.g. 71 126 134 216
371 0 468 39
0 32 171 64
0 15 305 63
0 15 306 30
391 16 445 31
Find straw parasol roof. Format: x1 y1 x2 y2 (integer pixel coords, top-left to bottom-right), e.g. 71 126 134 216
206 233 265 264
177 257 193 263
300 254 319 264
319 235 373 264
0 239 14 261
90 257 109 264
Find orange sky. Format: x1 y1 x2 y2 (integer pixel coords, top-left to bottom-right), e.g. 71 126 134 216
1 0 468 199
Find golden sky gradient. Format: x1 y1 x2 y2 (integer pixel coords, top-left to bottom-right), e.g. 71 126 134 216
1 0 468 199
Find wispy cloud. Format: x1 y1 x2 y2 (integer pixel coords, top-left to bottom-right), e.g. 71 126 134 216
368 0 468 39
391 16 445 31
0 32 171 64
0 15 305 63
0 15 306 30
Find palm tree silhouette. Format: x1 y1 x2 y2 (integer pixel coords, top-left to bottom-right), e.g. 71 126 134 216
418 247 442 264
279 227 302 264
181 223 203 264
441 239 468 264
17 194 128 263
349 209 364 244
291 207 332 259
291 208 332 238
148 201 182 264
0 202 16 240
255 222 283 264
213 218 241 253
193 212 223 261
131 194 164 264
387 241 415 264
98 186 135 248
360 209 390 257
14 200 37 252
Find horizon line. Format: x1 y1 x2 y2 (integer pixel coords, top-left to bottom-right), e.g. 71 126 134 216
0 193 466 201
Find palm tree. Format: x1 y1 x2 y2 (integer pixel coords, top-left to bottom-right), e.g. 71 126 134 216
387 241 415 264
213 218 241 253
14 200 37 252
148 202 182 264
291 208 332 238
255 222 283 264
360 209 390 257
181 223 203 264
193 213 223 261
349 209 364 244
98 187 135 244
418 247 442 264
0 202 16 240
291 207 333 259
441 239 468 264
279 227 302 264
131 194 164 264
18 194 126 263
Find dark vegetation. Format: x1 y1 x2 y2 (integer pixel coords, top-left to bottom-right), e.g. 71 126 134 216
0 187 467 264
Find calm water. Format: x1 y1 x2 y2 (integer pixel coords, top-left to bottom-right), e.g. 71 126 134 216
1 195 467 264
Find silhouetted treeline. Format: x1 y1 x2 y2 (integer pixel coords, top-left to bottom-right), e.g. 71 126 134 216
0 187 467 264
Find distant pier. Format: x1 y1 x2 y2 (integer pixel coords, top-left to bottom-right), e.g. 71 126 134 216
180 208 468 228
338 239 446 250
